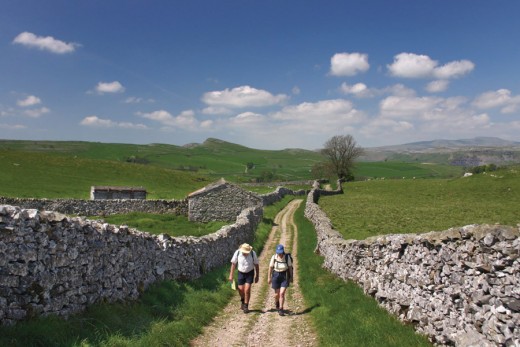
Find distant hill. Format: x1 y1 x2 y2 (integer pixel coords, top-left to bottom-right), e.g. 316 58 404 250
362 137 520 166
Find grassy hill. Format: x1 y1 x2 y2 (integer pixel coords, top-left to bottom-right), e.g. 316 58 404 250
0 138 471 199
0 138 324 183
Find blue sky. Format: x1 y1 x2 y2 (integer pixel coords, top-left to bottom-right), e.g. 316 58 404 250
1 1 519 150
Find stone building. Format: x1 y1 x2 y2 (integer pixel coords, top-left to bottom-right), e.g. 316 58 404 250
90 186 147 200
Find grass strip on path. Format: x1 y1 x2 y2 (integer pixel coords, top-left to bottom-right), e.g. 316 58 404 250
295 200 432 347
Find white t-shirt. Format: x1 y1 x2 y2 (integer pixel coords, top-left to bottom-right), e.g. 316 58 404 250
231 250 259 273
269 254 292 272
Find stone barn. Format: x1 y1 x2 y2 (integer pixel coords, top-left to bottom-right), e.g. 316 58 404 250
90 186 147 200
188 179 262 222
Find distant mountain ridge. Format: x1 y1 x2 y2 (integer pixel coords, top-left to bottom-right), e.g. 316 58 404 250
368 137 520 152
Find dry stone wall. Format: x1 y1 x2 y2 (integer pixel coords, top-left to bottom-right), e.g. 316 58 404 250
0 182 307 326
0 197 188 217
188 180 262 222
259 186 307 206
0 204 262 325
304 185 520 346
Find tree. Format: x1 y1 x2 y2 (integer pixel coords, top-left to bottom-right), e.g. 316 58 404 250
311 161 335 180
321 135 364 180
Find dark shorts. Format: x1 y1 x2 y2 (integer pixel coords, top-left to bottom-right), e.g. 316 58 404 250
271 271 289 289
237 270 255 285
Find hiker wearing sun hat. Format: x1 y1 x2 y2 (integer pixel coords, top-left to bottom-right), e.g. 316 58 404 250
229 243 259 313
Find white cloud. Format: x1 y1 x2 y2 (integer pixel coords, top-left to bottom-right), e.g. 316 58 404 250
472 89 520 114
380 95 441 118
270 99 365 136
124 96 154 104
330 52 370 76
383 84 417 97
426 80 450 93
139 109 209 130
80 115 147 129
13 32 79 54
338 83 416 99
201 106 233 115
95 81 125 94
340 82 372 97
200 120 214 128
24 107 50 118
433 60 475 79
221 99 365 148
202 85 288 108
388 53 437 78
360 94 493 144
232 112 265 125
361 119 415 138
388 53 474 79
17 95 42 107
0 123 26 130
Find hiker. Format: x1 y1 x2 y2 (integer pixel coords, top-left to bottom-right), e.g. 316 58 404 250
268 244 293 316
229 243 259 314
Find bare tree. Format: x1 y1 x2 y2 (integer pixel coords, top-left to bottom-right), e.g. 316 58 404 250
321 135 364 180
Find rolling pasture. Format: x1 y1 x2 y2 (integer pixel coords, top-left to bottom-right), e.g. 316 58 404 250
319 166 520 240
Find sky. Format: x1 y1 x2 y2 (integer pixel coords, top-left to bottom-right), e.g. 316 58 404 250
1 1 520 150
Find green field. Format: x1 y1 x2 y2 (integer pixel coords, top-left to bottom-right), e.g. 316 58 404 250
319 166 520 240
99 213 228 237
0 149 208 199
354 161 463 179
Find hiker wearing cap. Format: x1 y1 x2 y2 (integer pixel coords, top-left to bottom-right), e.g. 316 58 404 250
229 243 259 313
268 244 293 316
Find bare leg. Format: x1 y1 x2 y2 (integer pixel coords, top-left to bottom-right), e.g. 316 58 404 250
237 285 245 302
243 283 252 304
279 287 287 310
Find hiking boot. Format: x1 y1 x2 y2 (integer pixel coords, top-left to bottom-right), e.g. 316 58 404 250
278 309 284 316
243 304 249 314
275 301 280 310
240 298 245 310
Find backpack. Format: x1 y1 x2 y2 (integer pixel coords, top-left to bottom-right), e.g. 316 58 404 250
273 253 293 280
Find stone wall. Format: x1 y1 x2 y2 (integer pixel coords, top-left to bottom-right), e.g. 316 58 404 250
259 186 307 206
188 179 263 222
304 185 520 346
0 204 262 325
0 197 188 217
90 186 147 200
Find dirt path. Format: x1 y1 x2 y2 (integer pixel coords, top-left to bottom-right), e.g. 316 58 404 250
191 199 318 347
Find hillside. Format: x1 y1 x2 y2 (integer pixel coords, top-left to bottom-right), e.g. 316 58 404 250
2 137 515 200
0 139 328 199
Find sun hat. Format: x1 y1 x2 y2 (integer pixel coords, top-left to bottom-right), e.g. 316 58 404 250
276 244 285 254
240 243 253 254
